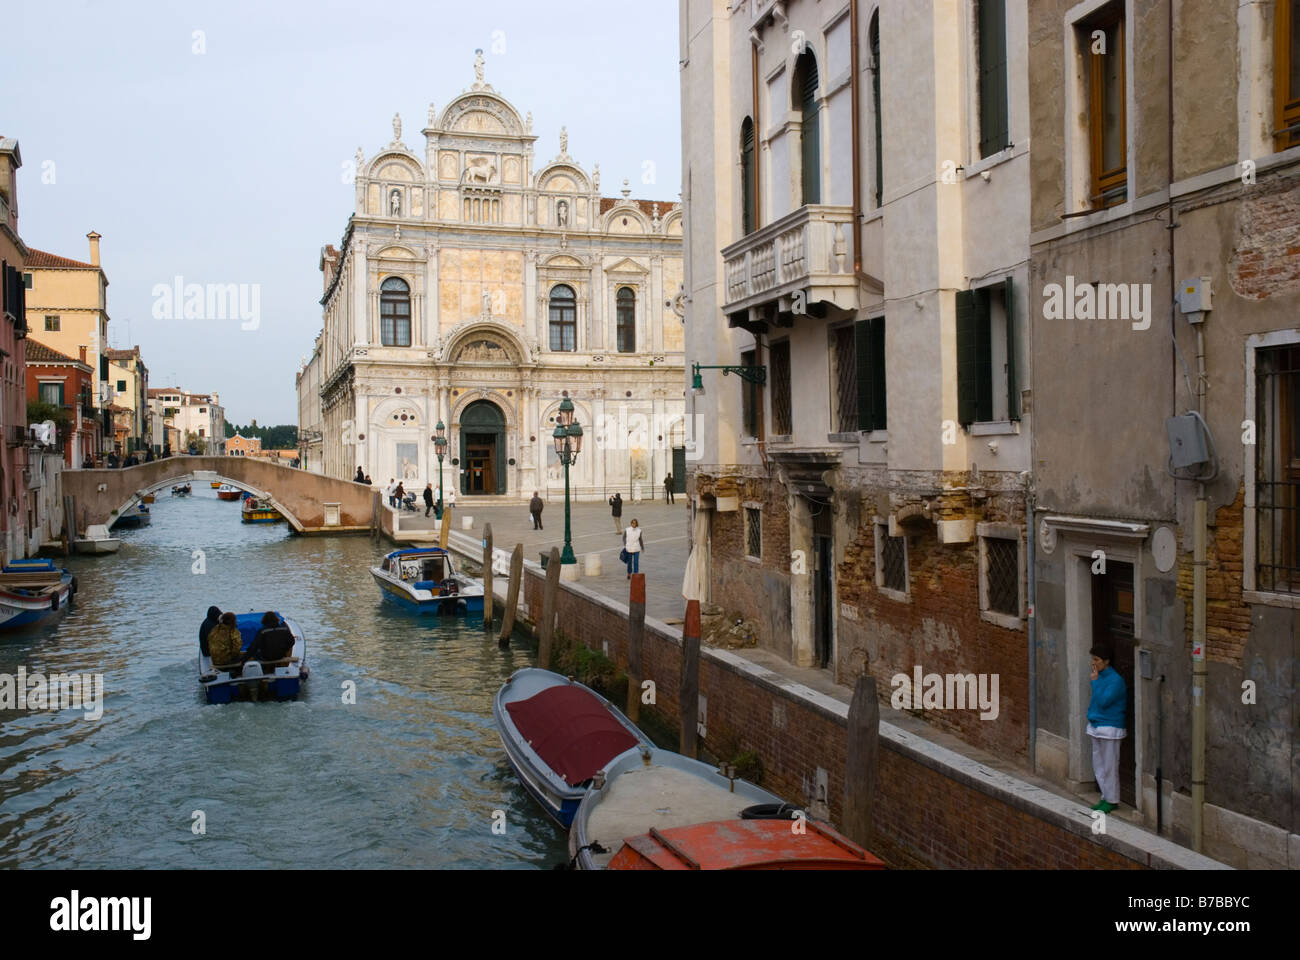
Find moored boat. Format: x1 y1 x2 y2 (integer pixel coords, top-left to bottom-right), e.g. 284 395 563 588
73 524 121 554
606 816 887 870
0 558 75 631
171 483 192 497
368 547 484 614
210 481 222 489
113 502 152 528
241 496 284 523
569 745 785 870
216 484 241 501
140 493 156 504
494 668 652 827
198 611 309 704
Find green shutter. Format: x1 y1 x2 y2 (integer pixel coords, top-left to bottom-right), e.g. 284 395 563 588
957 290 979 426
871 317 887 430
976 290 993 422
800 54 820 205
856 319 873 431
742 119 755 234
978 0 1009 158
1004 276 1018 420
870 15 882 207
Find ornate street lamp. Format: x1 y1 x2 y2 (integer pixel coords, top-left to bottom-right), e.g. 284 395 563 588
434 421 447 515
553 395 582 567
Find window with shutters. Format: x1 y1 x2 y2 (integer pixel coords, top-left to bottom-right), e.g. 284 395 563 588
741 117 757 234
870 12 883 207
380 277 412 347
833 325 858 434
770 339 792 436
956 279 1018 427
794 51 821 206
1079 3 1126 207
745 507 762 559
1254 343 1300 594
976 0 1009 159
39 381 63 406
1277 0 1300 150
616 287 636 353
45 315 60 331
856 316 886 432
875 520 908 600
978 522 1024 627
549 284 577 352
740 348 763 439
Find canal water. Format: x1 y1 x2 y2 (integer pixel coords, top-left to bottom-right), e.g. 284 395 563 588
0 487 568 869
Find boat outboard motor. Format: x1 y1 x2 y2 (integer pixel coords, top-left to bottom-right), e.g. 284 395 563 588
441 579 459 596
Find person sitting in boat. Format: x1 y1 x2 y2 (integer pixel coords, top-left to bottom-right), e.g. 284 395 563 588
208 612 244 670
199 605 222 657
243 612 294 665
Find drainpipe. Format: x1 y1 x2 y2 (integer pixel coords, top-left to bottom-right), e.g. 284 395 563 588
1024 470 1037 771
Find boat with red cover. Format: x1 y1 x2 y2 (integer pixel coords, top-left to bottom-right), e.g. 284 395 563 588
493 668 651 828
607 816 887 870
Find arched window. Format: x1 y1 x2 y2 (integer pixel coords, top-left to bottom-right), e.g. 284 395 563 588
741 117 756 234
380 277 411 347
870 12 882 207
549 284 577 352
616 287 636 353
794 50 821 205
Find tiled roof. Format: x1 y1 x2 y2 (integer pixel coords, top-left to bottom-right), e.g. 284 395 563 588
147 387 183 397
26 248 96 269
24 338 86 366
599 197 671 218
104 347 140 360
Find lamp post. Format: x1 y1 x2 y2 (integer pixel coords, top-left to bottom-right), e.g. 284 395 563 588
553 395 583 571
434 421 447 516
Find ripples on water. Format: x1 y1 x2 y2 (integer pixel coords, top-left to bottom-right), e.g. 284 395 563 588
0 488 567 869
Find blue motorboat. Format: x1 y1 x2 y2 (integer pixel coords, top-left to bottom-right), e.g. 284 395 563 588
494 668 652 828
113 502 152 529
369 547 484 615
0 558 75 631
198 611 309 704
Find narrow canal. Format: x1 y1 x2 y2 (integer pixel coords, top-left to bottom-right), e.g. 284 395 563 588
0 487 568 868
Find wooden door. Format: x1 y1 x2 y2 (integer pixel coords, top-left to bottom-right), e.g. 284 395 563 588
1092 560 1136 806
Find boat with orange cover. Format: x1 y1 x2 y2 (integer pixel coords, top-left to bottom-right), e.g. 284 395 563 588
607 816 886 870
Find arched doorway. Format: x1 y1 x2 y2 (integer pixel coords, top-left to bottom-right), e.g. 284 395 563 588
460 400 506 495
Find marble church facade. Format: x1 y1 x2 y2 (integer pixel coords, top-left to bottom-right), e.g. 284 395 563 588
299 60 686 500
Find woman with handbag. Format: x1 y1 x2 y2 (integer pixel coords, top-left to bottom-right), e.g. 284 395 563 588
621 518 644 578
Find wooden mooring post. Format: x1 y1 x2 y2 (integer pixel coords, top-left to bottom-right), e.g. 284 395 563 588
481 523 494 628
63 496 77 555
679 598 701 758
843 674 880 849
369 491 381 542
537 546 562 669
626 573 646 722
498 543 523 648
439 506 452 550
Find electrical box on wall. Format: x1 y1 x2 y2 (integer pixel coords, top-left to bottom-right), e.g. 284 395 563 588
1177 276 1213 322
1167 415 1209 468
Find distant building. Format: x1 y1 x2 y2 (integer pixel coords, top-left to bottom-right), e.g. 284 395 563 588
0 135 34 564
105 346 150 454
147 386 224 455
296 334 323 472
226 433 262 457
25 339 97 468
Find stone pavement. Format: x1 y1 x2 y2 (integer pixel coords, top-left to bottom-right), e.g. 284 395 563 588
392 497 693 624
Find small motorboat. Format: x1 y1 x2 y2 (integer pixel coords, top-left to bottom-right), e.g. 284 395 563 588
569 745 785 870
216 484 241 501
140 493 156 504
241 495 284 523
171 483 192 497
369 546 484 614
607 817 887 870
73 524 121 554
494 668 652 827
113 502 152 528
0 558 75 631
210 481 222 489
198 610 309 704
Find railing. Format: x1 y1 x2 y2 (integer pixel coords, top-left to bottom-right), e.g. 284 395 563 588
720 205 859 315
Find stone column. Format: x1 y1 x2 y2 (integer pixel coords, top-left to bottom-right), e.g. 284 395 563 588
525 250 538 343
355 256 369 347
428 246 440 348
650 255 664 353
591 262 604 351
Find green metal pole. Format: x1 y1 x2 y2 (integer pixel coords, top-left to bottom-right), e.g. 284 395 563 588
437 454 444 514
561 444 576 565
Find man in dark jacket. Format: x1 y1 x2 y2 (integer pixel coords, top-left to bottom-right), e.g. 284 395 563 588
423 483 435 517
609 492 623 533
663 474 675 504
244 612 294 664
355 467 365 483
199 606 222 657
529 491 544 530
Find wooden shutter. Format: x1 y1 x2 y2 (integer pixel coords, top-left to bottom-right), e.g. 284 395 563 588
1004 276 1018 420
957 290 993 426
978 0 1009 158
800 54 820 205
856 319 873 430
871 14 882 207
742 118 756 234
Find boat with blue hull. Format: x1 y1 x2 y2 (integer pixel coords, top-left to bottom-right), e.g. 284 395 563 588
241 495 284 524
369 547 485 615
113 502 152 529
198 611 309 704
494 668 652 828
0 558 75 631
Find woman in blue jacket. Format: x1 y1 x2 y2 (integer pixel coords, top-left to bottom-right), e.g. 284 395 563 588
1087 644 1127 813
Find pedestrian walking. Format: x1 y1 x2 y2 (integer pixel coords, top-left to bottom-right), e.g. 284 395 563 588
621 518 644 578
423 483 434 517
609 491 623 533
386 478 397 508
529 491 544 530
663 473 675 504
1087 644 1127 813
447 487 456 510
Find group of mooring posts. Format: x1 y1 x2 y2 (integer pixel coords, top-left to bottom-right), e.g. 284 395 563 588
478 525 878 849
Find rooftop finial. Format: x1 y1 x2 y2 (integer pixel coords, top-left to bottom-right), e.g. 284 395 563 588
474 49 485 85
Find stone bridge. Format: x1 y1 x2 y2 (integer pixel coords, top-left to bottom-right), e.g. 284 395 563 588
60 457 377 534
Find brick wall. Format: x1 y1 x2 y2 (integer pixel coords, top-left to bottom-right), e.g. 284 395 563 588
1177 482 1249 664
523 567 1162 869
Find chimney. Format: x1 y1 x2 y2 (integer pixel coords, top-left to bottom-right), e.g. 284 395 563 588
87 231 101 266
79 345 87 363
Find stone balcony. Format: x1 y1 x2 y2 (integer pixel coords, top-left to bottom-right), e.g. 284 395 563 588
720 205 859 319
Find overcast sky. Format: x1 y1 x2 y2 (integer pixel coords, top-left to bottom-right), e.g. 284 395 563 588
3 0 682 425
